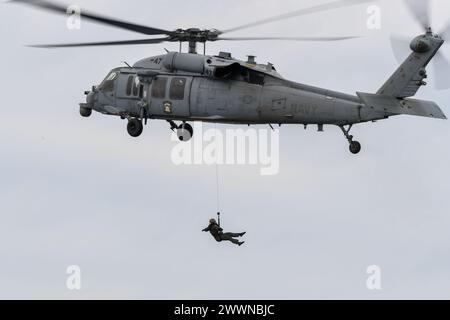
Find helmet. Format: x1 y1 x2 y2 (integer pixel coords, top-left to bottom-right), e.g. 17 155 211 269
209 218 217 224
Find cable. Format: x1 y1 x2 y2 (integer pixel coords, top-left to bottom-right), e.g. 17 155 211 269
214 123 221 216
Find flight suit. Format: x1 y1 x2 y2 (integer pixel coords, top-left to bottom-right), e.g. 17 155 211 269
202 222 244 245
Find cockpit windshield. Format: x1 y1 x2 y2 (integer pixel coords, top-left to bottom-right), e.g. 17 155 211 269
99 71 118 91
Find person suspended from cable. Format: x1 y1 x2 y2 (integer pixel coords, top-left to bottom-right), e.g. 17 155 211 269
202 212 246 246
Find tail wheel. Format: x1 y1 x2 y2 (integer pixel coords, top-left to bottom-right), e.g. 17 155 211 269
177 123 193 142
127 118 143 137
349 141 362 154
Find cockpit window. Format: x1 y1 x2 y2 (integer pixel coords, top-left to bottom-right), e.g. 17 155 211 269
99 71 118 91
106 73 117 81
126 76 133 96
126 75 141 97
133 77 139 96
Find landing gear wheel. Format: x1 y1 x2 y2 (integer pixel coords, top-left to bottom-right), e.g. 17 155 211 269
177 123 193 142
339 125 362 155
127 118 143 137
80 106 92 117
349 141 361 154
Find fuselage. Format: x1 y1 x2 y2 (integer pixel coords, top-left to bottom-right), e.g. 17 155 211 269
85 52 387 126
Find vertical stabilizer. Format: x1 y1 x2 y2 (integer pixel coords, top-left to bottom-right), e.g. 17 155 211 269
378 30 444 98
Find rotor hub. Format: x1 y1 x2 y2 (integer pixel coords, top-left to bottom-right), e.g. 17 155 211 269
410 35 432 53
170 28 221 43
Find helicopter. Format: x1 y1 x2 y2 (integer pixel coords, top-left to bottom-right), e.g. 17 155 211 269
12 0 448 154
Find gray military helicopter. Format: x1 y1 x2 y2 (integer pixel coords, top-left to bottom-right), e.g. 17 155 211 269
13 0 448 154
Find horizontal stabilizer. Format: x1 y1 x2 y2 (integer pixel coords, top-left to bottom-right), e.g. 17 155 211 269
357 92 447 120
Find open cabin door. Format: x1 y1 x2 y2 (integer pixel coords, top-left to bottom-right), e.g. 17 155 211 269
149 75 192 118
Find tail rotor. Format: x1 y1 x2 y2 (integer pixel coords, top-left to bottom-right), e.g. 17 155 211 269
390 0 450 90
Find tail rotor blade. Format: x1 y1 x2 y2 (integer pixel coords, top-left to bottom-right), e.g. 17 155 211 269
390 35 411 64
438 22 450 40
404 0 431 31
433 52 450 90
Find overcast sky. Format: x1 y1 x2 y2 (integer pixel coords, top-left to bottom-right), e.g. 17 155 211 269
1 0 450 299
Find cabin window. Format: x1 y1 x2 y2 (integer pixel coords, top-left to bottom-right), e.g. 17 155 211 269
151 77 168 98
169 77 187 100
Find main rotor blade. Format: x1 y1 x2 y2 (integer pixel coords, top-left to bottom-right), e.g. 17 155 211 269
10 0 173 36
220 0 377 34
28 37 170 48
404 0 430 31
433 52 450 90
216 36 360 42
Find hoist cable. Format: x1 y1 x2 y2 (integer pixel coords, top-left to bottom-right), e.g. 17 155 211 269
214 123 221 225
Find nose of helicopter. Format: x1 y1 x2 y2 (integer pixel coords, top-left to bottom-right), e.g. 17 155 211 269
86 89 96 107
79 88 97 117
